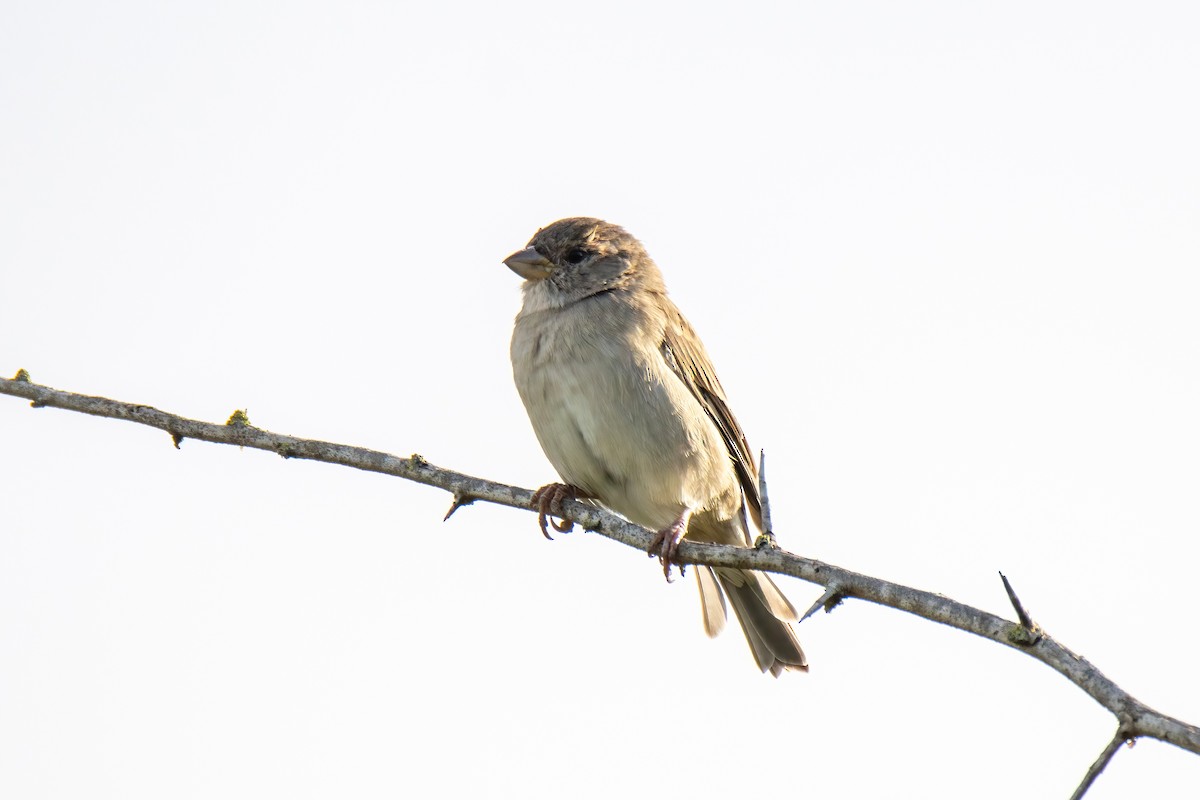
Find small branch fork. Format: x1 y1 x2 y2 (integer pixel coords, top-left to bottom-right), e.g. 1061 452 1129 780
1069 727 1135 800
4 373 1198 797
998 570 1137 799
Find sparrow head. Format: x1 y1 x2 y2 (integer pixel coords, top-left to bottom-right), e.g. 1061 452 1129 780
504 217 664 304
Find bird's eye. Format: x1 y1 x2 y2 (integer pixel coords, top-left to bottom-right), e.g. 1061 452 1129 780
563 247 588 265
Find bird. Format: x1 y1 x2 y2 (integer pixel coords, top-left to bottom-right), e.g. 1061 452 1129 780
504 217 807 676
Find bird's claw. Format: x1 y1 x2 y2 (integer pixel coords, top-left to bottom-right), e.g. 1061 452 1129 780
647 511 692 583
530 483 583 540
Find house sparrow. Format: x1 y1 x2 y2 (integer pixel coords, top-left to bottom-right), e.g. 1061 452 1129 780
505 217 807 676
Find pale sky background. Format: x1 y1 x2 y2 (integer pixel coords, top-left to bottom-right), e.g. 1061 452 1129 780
2 2 1198 798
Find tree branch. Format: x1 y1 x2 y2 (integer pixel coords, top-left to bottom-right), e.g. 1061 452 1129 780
4 372 1199 794
1069 727 1134 800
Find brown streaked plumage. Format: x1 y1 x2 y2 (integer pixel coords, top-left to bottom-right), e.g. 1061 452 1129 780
505 217 806 676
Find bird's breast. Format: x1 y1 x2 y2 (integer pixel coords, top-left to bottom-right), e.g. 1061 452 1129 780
511 299 736 530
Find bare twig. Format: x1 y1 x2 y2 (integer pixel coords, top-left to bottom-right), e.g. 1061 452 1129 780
4 373 1200 778
1069 728 1134 800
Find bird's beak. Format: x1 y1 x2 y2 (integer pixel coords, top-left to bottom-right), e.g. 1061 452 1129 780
504 246 554 280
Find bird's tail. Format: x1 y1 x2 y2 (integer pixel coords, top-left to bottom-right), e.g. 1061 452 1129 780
696 566 807 676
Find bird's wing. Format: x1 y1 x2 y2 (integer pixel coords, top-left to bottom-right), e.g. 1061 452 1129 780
659 302 763 531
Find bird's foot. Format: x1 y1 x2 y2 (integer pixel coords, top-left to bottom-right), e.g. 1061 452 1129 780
530 483 587 540
646 509 692 583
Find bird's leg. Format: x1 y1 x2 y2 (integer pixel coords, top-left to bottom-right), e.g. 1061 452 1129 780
646 508 692 582
530 483 589 540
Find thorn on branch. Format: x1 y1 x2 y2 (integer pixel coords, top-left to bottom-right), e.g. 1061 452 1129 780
13 368 31 382
999 572 1042 646
757 449 775 541
443 492 476 521
170 432 184 449
999 571 1035 628
800 585 845 623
